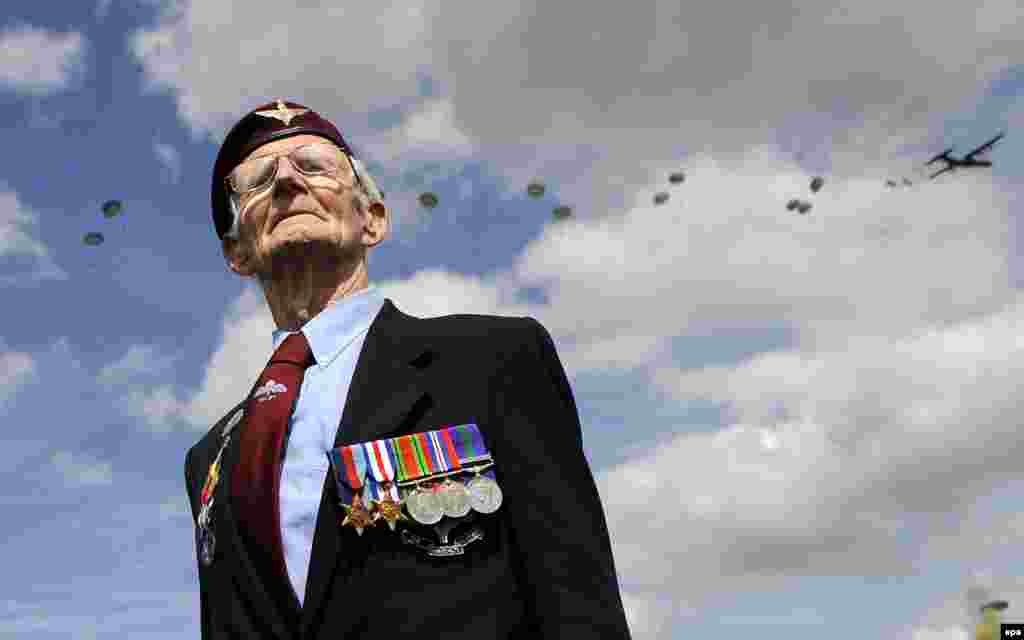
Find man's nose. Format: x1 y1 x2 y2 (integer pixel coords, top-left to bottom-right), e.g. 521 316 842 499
272 155 308 191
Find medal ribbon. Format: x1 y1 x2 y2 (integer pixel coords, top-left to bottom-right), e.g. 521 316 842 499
363 439 399 501
340 443 368 490
200 433 232 507
413 432 438 474
363 476 379 503
429 428 461 473
453 423 488 460
327 448 352 504
395 434 426 482
364 424 494 487
439 427 462 471
200 460 220 505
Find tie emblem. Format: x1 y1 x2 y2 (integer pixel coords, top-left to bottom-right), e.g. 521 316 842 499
253 379 288 402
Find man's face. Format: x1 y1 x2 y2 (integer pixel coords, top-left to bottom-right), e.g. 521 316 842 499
222 133 386 278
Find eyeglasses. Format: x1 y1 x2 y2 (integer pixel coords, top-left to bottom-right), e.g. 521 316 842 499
224 142 360 198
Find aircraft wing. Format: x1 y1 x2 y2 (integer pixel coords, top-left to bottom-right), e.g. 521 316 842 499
925 147 955 165
929 165 954 180
964 132 1004 161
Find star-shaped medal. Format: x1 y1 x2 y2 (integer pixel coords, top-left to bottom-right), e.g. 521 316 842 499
371 495 409 531
253 99 309 127
339 495 375 536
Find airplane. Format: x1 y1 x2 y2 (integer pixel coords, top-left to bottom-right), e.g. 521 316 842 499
925 132 1005 179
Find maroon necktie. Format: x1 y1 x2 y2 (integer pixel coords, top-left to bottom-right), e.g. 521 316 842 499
232 331 316 583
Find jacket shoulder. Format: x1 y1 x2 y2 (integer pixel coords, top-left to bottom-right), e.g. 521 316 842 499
412 312 560 369
417 310 536 342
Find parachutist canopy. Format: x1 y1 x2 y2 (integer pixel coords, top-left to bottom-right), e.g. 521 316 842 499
418 192 439 209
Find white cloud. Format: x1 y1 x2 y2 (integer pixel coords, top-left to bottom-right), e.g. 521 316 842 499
900 571 1024 640
0 341 36 411
909 627 971 640
158 494 191 521
153 141 183 185
51 451 113 487
365 98 476 165
128 0 1023 227
129 0 434 142
98 345 182 388
0 24 86 95
116 385 190 433
0 188 68 285
590 296 1024 607
182 283 277 430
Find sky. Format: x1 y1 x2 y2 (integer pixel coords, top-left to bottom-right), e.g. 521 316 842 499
1 1 1024 638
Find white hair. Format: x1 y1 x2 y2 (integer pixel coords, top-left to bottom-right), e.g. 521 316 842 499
224 152 384 240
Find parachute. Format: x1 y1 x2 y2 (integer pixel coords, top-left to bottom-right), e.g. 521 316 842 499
80 232 106 273
786 199 800 211
809 176 824 193
552 205 572 221
797 201 812 214
653 192 669 205
101 200 122 218
83 232 105 246
418 192 439 209
668 171 685 185
526 180 546 198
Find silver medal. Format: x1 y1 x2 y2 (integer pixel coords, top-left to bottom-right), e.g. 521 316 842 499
438 480 472 518
406 485 443 525
467 475 503 514
199 526 216 566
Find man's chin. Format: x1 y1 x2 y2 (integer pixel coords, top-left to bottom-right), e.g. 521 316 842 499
266 229 329 252
263 241 350 270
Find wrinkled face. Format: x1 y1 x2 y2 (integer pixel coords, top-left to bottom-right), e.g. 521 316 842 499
222 133 384 278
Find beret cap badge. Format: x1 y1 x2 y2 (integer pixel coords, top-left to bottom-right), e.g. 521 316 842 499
253 99 310 127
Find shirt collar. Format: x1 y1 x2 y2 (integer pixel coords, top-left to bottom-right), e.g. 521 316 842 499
271 286 386 370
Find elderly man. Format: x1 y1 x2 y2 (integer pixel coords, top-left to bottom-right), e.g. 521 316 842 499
184 99 632 640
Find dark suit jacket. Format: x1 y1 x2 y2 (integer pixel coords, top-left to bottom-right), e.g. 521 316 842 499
184 298 632 639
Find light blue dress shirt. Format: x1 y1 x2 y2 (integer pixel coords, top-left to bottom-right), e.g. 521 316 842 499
271 285 387 606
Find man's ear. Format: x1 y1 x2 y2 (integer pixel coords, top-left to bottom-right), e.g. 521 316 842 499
365 201 389 247
222 235 252 276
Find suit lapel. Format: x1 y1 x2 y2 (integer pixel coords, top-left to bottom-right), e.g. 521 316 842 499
299 299 435 637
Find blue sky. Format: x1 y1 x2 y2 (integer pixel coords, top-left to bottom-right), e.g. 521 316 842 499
2 1 1024 639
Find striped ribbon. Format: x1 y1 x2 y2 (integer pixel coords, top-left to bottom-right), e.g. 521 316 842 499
452 424 488 462
362 439 399 502
327 444 369 505
342 444 368 491
332 422 494 489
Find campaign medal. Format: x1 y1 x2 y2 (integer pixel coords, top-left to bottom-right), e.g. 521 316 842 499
394 433 442 525
198 524 217 567
438 478 472 518
427 428 472 518
339 493 375 535
450 424 504 514
467 471 503 514
197 421 235 567
363 439 407 531
330 443 373 535
406 482 443 525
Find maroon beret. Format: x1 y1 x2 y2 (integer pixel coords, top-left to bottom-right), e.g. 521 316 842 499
210 99 360 241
